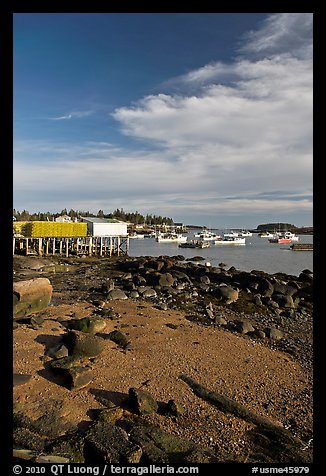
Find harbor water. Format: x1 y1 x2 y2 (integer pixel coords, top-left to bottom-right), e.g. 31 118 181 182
128 231 313 277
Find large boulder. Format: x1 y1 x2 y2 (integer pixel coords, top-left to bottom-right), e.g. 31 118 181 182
272 293 295 308
62 331 105 358
129 424 219 463
13 278 52 318
213 285 239 304
84 421 142 463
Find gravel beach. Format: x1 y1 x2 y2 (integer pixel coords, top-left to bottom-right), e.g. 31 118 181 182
13 254 313 464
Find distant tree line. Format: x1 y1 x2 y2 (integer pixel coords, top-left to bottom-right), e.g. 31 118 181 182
257 223 313 233
13 208 174 226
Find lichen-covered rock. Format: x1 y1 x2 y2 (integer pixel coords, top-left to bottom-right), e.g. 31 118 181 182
129 424 219 463
69 316 107 334
13 427 46 452
128 387 159 415
84 421 142 463
164 399 185 417
106 330 130 349
62 330 105 358
13 278 52 318
45 431 85 463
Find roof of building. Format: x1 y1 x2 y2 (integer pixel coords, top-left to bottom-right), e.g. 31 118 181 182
80 217 127 224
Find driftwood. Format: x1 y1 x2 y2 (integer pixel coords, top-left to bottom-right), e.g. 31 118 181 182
179 374 303 447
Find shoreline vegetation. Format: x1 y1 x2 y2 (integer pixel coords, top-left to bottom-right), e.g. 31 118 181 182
13 209 313 235
13 252 313 464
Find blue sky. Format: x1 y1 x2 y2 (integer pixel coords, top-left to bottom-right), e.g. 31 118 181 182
13 13 313 228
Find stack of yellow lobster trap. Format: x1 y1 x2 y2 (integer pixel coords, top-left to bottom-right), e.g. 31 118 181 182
13 221 87 237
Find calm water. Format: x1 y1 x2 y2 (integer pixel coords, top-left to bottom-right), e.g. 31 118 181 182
128 231 313 276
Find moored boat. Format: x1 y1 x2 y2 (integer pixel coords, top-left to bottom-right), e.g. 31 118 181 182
129 233 145 239
223 231 240 238
268 232 299 244
239 230 252 237
258 232 274 238
214 236 246 245
179 240 210 249
194 231 221 241
156 233 187 243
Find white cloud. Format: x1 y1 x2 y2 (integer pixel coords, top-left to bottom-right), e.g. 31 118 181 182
50 110 93 120
239 13 313 59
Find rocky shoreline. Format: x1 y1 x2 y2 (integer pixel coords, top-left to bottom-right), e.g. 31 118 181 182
13 254 313 464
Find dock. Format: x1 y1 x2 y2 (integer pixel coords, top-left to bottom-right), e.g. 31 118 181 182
13 235 129 257
290 243 313 251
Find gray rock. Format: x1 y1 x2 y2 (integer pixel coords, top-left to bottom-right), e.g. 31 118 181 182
214 316 227 325
200 275 210 285
264 327 284 340
253 329 266 339
65 366 93 390
107 289 128 300
133 275 147 286
272 293 295 308
158 273 175 287
206 308 214 319
142 288 157 298
233 320 255 334
273 283 297 296
299 270 313 282
214 285 239 304
45 343 69 359
257 278 274 297
130 291 140 298
175 283 186 290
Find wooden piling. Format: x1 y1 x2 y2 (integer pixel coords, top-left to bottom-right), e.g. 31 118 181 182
38 238 43 256
13 234 129 257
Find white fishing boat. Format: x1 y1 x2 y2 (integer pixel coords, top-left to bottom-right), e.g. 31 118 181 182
193 231 221 241
283 231 299 242
223 231 240 238
239 230 252 237
156 233 187 243
258 232 274 238
214 236 246 245
268 231 300 244
129 233 145 239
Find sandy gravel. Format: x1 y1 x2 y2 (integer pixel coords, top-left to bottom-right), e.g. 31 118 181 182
13 298 312 462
